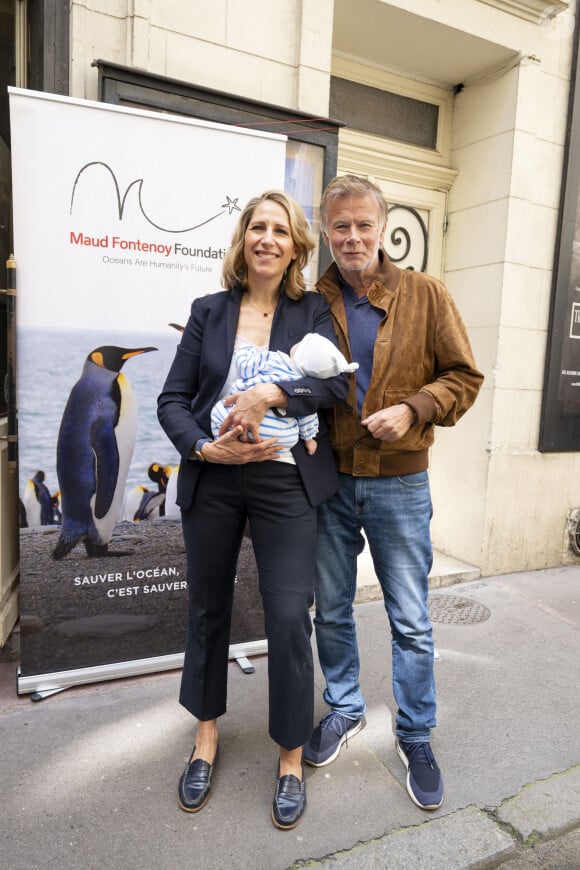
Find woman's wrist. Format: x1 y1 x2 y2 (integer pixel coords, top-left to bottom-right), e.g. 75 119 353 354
189 437 213 462
199 439 212 460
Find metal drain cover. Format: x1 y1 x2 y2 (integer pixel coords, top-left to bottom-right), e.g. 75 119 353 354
429 594 491 625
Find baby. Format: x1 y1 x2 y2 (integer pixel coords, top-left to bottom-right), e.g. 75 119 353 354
211 333 358 455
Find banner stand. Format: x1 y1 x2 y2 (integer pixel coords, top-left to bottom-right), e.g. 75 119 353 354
9 89 282 700
17 639 268 701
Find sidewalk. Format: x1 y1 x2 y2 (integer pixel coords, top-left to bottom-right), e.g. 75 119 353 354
1 564 579 869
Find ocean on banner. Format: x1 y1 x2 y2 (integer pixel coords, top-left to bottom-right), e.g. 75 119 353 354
17 326 183 499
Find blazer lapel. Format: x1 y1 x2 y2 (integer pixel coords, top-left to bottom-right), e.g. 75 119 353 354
226 284 243 354
270 290 294 352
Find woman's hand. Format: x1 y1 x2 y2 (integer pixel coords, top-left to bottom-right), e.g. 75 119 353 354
202 426 283 464
218 383 288 443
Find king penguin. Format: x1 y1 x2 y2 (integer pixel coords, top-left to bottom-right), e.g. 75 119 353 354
22 470 54 527
163 464 180 518
147 462 170 517
52 344 157 560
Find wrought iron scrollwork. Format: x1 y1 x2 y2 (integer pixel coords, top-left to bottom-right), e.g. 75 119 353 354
385 205 428 273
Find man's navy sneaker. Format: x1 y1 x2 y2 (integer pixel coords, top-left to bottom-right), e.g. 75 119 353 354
396 739 444 810
303 712 363 767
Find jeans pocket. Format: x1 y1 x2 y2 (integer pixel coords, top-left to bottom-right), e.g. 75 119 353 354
396 471 429 489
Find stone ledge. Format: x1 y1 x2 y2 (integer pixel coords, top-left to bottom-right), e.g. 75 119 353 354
496 765 580 842
355 549 481 604
303 805 516 869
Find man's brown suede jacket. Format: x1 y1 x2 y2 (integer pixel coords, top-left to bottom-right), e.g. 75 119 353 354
316 253 484 478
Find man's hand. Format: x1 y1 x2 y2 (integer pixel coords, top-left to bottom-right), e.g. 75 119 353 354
362 404 415 442
202 427 283 464
219 384 288 442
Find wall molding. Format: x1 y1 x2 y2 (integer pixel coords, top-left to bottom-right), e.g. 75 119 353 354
339 129 457 192
477 0 569 24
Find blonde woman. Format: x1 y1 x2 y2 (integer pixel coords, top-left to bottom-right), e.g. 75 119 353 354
158 190 349 829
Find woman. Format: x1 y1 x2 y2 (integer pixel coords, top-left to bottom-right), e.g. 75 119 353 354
157 190 349 830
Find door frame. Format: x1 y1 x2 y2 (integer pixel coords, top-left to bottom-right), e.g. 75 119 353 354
337 128 456 278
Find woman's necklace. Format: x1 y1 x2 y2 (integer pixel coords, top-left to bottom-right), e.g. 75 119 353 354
245 297 277 318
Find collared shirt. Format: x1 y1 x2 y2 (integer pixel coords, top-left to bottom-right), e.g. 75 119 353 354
339 275 383 418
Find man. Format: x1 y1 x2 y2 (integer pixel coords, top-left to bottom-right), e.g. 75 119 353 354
303 175 483 810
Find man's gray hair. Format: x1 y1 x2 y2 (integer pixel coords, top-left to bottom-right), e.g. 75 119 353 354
320 175 389 231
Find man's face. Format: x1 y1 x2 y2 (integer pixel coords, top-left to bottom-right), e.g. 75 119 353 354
322 193 386 280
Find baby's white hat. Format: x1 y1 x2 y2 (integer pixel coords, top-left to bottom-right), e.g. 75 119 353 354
293 332 359 378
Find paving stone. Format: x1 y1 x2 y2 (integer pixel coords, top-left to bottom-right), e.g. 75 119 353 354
306 806 516 869
497 766 580 841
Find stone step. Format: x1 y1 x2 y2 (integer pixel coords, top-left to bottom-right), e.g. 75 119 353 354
355 547 481 604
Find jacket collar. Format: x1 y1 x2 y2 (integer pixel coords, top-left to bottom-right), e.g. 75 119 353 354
317 250 401 304
230 282 245 306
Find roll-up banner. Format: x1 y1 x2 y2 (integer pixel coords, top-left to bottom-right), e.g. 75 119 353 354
9 88 286 697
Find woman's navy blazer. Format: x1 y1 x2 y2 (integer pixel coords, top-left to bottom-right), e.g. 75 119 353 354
157 284 349 510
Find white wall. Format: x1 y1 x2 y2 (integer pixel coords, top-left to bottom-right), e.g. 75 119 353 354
69 0 334 115
433 2 580 574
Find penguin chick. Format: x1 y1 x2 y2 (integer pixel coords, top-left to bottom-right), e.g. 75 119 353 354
52 345 157 560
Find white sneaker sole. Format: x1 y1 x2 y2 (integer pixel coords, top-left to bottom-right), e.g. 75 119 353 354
304 718 363 768
396 740 443 810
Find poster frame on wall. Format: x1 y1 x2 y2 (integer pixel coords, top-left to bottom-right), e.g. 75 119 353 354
540 15 580 451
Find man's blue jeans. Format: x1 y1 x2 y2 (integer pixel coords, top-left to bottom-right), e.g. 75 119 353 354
314 471 436 742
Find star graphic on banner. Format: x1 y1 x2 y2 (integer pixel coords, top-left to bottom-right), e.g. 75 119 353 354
222 196 241 215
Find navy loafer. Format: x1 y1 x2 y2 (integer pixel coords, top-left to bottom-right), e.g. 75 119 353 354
271 765 306 830
178 745 218 813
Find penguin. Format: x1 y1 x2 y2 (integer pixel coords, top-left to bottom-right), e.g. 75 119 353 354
163 464 180 518
122 462 171 521
51 491 62 524
147 462 171 516
135 490 165 520
122 462 170 522
122 484 164 522
19 498 28 528
22 470 54 527
52 344 157 560
148 461 170 492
